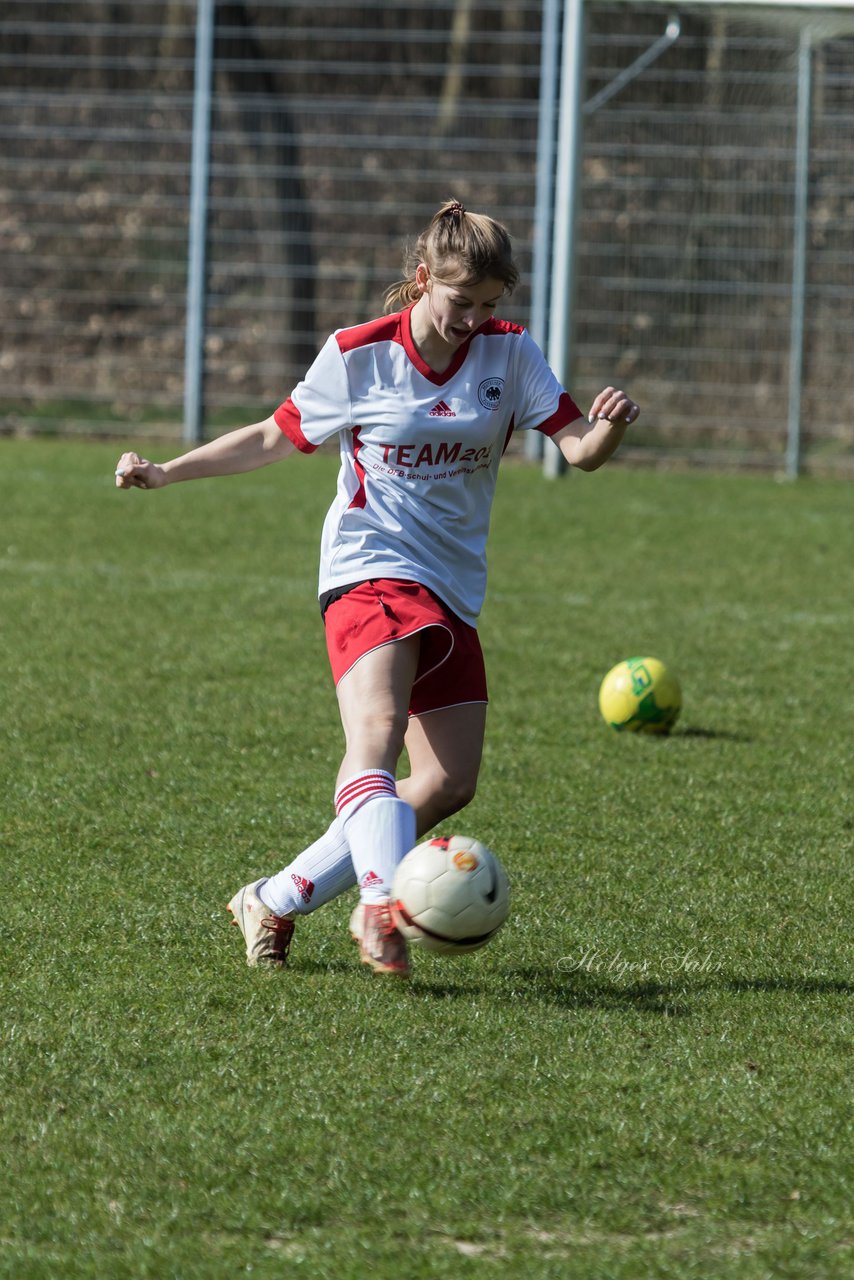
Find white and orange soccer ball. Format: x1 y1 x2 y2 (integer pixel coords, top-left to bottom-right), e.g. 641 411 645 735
389 835 510 955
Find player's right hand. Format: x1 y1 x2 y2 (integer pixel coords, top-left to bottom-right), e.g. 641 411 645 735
114 452 167 489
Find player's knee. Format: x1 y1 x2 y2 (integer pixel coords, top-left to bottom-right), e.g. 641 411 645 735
351 708 409 759
431 772 478 820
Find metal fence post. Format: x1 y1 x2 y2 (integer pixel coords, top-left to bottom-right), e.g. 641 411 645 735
183 0 215 444
545 0 586 478
786 26 813 479
527 0 562 463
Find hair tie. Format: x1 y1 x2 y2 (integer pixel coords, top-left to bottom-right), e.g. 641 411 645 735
446 200 466 219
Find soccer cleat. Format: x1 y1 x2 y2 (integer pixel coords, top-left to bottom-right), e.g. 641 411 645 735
226 880 295 968
349 902 366 942
358 901 410 977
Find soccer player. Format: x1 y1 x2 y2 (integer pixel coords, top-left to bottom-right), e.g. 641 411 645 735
115 198 639 977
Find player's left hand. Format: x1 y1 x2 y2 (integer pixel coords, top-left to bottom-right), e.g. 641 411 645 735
588 387 640 426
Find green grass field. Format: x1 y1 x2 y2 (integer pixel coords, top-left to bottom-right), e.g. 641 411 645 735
2 439 852 1279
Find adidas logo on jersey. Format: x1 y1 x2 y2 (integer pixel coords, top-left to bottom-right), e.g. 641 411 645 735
428 400 456 417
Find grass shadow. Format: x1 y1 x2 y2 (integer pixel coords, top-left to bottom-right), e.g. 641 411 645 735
405 966 696 1015
470 966 854 1015
505 965 694 1016
274 959 854 1006
408 978 485 1000
726 975 854 996
674 726 753 742
290 957 361 976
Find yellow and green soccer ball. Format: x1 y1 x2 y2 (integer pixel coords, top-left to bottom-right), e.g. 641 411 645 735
599 656 681 734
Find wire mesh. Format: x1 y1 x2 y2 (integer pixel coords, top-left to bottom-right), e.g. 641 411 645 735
575 4 854 469
1 0 852 472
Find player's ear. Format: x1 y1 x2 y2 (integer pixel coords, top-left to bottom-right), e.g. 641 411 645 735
415 263 431 294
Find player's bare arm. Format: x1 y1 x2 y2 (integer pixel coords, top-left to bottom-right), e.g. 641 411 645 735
553 386 640 471
115 414 293 489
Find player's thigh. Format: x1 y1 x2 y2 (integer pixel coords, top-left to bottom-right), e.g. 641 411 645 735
404 702 487 795
335 634 421 748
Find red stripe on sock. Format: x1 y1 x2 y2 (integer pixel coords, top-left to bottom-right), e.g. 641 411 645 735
335 770 397 816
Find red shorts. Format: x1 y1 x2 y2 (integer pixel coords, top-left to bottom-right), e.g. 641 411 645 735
323 579 488 717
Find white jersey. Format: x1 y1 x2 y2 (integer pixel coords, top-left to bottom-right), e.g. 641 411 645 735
274 306 582 627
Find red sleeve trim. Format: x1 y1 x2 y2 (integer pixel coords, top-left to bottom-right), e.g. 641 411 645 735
274 399 316 453
484 316 526 337
535 391 584 437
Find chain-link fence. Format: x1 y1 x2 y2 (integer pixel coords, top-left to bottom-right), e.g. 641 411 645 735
2 1 853 473
575 2 854 473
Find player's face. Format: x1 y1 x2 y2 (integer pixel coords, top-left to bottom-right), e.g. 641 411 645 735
421 272 505 350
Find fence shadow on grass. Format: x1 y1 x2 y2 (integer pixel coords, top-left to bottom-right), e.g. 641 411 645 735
505 967 694 1017
407 967 854 1011
725 975 854 996
406 967 694 1015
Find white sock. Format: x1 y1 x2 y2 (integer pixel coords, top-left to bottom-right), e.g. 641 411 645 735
258 816 356 917
335 770 416 905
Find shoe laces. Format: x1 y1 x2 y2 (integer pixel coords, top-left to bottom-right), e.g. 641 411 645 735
372 904 397 938
261 912 293 953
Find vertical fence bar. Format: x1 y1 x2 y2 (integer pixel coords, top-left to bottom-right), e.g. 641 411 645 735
545 0 586 478
527 0 563 462
786 26 813 479
183 0 215 444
